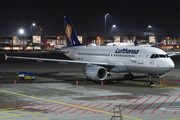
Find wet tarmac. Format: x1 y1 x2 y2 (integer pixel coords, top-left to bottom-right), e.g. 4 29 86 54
0 51 180 120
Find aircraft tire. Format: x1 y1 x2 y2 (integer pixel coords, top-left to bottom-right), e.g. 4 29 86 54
129 74 134 80
124 74 130 80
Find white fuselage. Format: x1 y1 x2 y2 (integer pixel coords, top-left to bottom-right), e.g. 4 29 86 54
62 46 174 74
107 43 134 46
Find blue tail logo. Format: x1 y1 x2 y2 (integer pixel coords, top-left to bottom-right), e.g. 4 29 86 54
64 15 82 47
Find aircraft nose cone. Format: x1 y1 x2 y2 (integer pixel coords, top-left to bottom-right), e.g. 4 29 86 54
168 60 175 70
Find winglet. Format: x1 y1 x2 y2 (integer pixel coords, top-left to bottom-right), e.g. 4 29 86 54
151 39 157 47
168 52 176 56
4 54 8 60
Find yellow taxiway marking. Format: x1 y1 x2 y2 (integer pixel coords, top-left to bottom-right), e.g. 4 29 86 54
33 116 50 119
0 111 42 119
0 109 24 113
0 90 143 120
0 108 13 111
156 87 180 89
165 118 180 120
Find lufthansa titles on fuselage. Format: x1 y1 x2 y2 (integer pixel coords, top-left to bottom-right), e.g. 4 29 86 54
115 48 139 54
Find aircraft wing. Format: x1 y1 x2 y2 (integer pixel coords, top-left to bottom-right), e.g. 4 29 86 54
167 53 176 56
4 54 108 65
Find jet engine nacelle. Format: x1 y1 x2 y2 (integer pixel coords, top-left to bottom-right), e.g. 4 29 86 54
156 73 166 78
86 65 107 81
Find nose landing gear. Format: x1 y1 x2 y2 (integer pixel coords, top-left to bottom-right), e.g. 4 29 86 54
147 75 155 86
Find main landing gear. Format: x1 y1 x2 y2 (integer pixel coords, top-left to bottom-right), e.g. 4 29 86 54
147 75 155 86
124 73 134 80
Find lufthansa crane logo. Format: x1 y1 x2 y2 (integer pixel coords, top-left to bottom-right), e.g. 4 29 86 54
65 24 72 39
149 60 154 66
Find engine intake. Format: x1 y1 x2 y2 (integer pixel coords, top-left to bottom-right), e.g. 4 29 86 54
157 73 166 78
86 65 107 81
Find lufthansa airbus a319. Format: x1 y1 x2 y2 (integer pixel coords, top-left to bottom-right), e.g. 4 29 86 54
5 15 175 86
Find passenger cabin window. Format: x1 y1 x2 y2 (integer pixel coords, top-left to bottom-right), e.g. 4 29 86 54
150 54 169 58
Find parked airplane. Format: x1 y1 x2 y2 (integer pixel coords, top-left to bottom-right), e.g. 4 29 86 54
5 15 175 86
53 45 66 50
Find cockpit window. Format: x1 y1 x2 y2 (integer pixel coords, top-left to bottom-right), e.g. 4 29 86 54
150 54 169 58
159 54 166 58
166 54 169 58
150 54 155 58
154 54 159 58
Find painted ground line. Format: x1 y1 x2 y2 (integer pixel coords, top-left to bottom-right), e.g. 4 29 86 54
84 103 93 107
121 104 132 112
11 102 29 108
43 103 61 112
81 103 94 114
0 108 14 111
108 103 122 112
59 107 74 114
118 96 127 101
0 109 24 113
162 110 166 114
2 102 17 107
169 95 180 106
100 103 112 110
34 103 56 111
168 82 172 85
70 103 83 114
128 96 153 114
174 81 180 86
0 90 143 120
111 96 119 100
139 96 162 114
105 96 110 98
18 102 37 109
133 96 144 103
151 95 172 114
26 102 47 110
126 96 136 102
0 111 43 119
174 111 178 114
51 105 67 113
92 103 103 109
33 116 49 120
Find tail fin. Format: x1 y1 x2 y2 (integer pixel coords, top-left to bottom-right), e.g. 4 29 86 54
64 15 82 47
151 39 157 47
133 33 138 46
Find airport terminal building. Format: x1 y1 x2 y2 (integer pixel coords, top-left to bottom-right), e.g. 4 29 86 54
0 31 179 51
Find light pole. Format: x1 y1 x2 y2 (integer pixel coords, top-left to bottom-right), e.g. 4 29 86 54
146 25 151 31
111 25 116 42
30 23 35 50
30 23 36 35
111 24 116 35
19 28 24 50
105 13 109 44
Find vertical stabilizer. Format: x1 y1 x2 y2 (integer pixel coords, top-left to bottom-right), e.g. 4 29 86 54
64 15 82 47
133 33 138 46
151 39 157 47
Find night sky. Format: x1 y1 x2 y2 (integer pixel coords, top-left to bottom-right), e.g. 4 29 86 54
0 0 180 36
